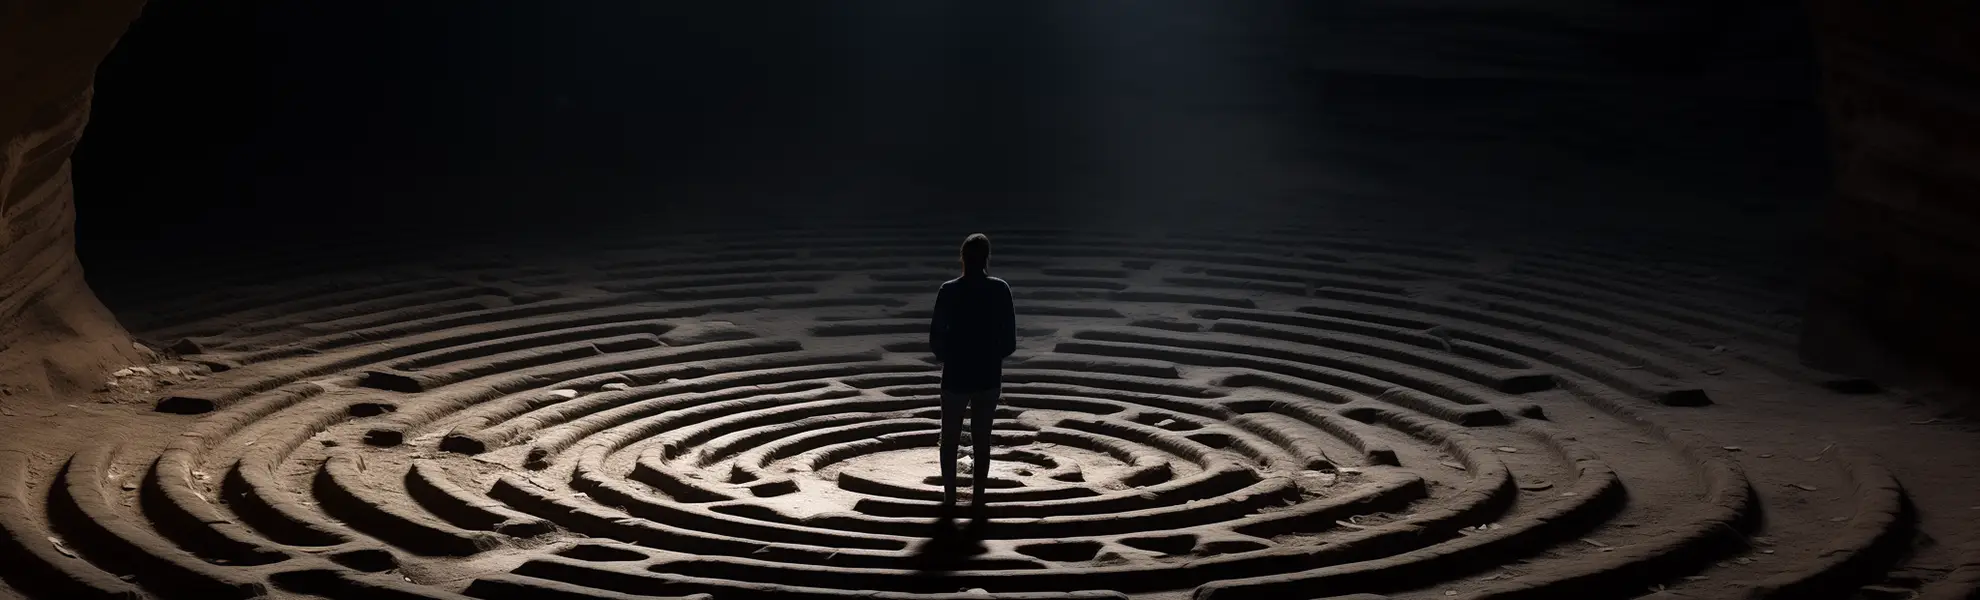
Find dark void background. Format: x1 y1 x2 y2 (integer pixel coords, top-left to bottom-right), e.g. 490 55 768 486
72 0 1831 302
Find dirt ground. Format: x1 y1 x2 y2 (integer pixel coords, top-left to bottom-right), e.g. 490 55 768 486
2 222 1977 600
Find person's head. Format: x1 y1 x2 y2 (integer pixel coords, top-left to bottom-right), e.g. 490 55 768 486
960 233 991 272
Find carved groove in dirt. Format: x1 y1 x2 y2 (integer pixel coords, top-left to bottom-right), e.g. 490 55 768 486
0 229 1931 599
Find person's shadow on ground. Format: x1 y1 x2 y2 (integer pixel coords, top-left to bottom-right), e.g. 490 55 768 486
907 514 990 573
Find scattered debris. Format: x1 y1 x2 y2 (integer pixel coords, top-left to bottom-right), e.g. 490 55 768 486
1580 538 1609 548
602 383 632 391
1723 446 1742 452
1518 480 1554 491
1703 368 1726 375
48 536 76 558
1789 483 1819 491
1495 446 1520 453
1438 460 1467 471
169 338 204 355
546 389 580 400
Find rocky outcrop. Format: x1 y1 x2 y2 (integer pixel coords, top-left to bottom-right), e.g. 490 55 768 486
1 0 150 402
1800 1 1980 399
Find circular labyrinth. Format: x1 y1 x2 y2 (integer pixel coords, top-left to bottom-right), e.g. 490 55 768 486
0 228 1937 600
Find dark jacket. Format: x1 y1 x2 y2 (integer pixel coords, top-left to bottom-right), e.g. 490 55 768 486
929 272 1017 392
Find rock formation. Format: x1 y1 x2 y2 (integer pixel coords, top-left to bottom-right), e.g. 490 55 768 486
0 0 151 402
1799 1 1980 398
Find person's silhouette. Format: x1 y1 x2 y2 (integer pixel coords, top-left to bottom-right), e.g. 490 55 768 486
928 233 1017 513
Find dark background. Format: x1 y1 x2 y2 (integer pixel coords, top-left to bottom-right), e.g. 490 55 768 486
72 0 1832 302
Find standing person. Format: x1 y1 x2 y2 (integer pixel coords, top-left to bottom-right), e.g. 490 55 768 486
928 233 1017 513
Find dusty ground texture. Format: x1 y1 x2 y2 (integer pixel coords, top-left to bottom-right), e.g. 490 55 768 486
2 220 1977 600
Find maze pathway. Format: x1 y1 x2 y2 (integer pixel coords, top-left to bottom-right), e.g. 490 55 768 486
0 227 1954 600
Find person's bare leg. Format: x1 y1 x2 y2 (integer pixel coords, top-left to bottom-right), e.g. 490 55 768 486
940 391 964 507
970 390 996 506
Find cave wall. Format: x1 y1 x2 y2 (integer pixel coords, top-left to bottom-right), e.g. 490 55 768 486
1799 1 1980 397
0 0 149 401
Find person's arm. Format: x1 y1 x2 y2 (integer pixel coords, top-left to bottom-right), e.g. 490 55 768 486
1000 281 1017 359
929 285 950 363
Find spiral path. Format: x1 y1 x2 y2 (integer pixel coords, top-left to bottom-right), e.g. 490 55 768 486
0 227 1956 599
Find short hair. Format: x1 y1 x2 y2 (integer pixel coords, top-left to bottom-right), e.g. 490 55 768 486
960 233 991 269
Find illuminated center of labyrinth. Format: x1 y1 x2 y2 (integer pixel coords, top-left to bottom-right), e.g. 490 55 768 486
0 229 1926 600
